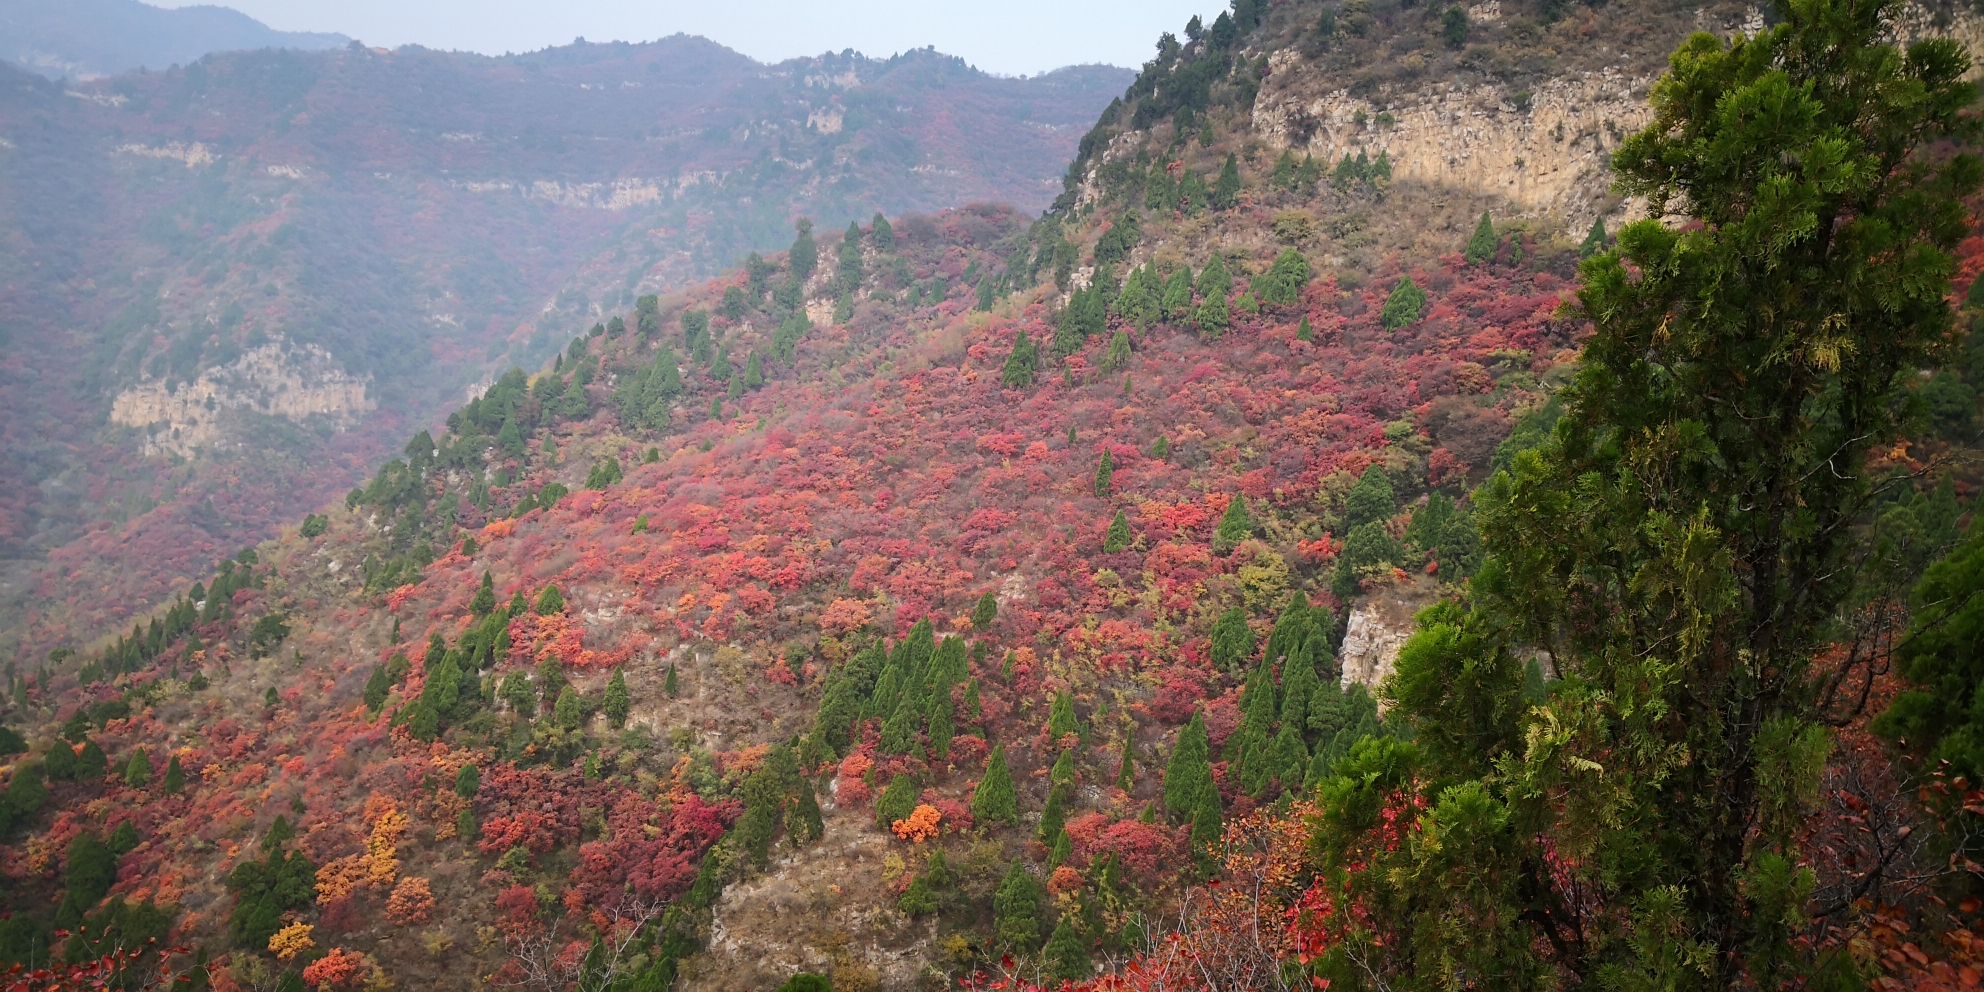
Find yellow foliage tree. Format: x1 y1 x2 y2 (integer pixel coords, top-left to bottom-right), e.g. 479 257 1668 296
268 922 315 961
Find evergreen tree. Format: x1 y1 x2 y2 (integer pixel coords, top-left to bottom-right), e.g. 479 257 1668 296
1379 276 1426 330
871 212 895 252
552 687 582 730
993 860 1043 951
1210 605 1254 670
1214 493 1254 552
743 352 763 390
873 772 919 830
1464 211 1498 264
470 572 496 617
1159 266 1194 320
362 665 391 713
1045 690 1082 742
1211 153 1242 210
78 740 108 780
1344 465 1397 529
1093 449 1115 497
972 591 998 631
1001 333 1039 388
664 663 679 696
1038 782 1070 841
971 743 1019 824
1163 711 1214 822
162 755 185 795
1255 248 1311 306
1103 510 1133 554
1115 744 1135 791
788 219 817 280
1328 5 1984 984
534 584 566 615
124 747 152 788
1044 915 1092 980
603 669 630 728
1579 216 1609 257
454 763 480 799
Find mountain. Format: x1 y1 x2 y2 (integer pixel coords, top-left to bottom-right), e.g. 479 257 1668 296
0 0 348 79
0 40 1132 662
0 1 1980 991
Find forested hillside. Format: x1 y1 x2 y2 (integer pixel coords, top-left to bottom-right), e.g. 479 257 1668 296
0 39 1130 663
2 0 1983 990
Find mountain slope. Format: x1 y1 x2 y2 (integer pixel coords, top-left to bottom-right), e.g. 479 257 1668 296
0 0 1979 990
0 0 348 79
0 42 1131 661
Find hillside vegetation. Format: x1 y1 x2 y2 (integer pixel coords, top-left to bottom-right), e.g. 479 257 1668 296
2 0 1984 990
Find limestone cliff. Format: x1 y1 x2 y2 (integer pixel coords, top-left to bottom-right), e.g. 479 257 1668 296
110 341 374 457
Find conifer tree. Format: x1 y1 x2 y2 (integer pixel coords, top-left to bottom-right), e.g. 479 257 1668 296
1159 266 1194 320
1211 153 1242 210
871 212 895 252
363 665 391 713
994 860 1043 951
1001 333 1039 388
1093 449 1115 497
534 584 565 616
1464 212 1498 264
470 572 496 617
743 352 763 390
1164 711 1214 822
603 669 630 728
874 772 919 830
1209 605 1254 669
454 762 480 799
1344 464 1397 529
1038 782 1070 841
1322 4 1984 982
1379 276 1426 330
1115 744 1135 791
162 754 185 795
1188 792 1224 871
1044 915 1092 980
1045 690 1082 742
789 219 817 280
971 743 1019 824
972 591 998 631
1104 510 1133 553
76 740 106 780
124 747 152 788
1579 216 1609 257
1214 493 1254 553
664 663 679 696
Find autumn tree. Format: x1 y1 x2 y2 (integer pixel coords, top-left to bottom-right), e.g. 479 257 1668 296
1316 1 1984 985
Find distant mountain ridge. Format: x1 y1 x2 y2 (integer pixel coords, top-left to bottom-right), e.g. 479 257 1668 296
0 35 1132 660
0 0 348 78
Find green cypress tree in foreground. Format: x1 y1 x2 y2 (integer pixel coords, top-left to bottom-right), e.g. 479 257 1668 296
1317 3 1984 985
971 743 1019 824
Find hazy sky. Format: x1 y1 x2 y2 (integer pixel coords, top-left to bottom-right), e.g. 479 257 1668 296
153 0 1215 76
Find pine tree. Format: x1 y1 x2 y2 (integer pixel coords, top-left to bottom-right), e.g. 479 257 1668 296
743 351 764 390
124 747 152 788
1214 493 1254 552
1001 333 1039 388
604 670 630 728
470 572 496 617
874 773 919 830
1093 449 1115 497
1464 211 1498 264
871 212 895 252
362 665 391 713
972 591 998 631
1344 465 1397 529
1210 605 1254 670
162 754 185 795
454 763 480 799
971 743 1019 824
1103 511 1133 553
789 219 817 280
1045 690 1082 742
664 663 679 696
1159 266 1194 320
994 860 1043 951
1044 915 1092 980
1211 152 1242 210
1164 711 1214 822
1039 782 1070 841
1332 5 1984 982
552 687 582 730
1115 744 1135 791
535 585 566 616
1579 216 1609 257
1379 276 1426 330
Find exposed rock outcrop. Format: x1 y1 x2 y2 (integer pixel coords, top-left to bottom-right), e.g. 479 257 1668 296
110 341 373 456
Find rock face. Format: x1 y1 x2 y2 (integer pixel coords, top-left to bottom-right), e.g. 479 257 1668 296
1339 580 1439 694
1251 65 1652 235
110 341 373 457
